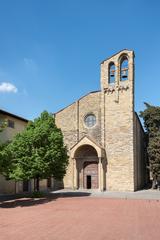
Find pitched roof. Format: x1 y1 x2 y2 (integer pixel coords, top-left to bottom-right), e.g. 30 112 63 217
101 49 134 64
54 90 100 115
0 109 28 122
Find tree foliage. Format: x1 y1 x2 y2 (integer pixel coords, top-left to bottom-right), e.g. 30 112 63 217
0 119 9 175
0 111 68 190
0 142 12 178
140 103 160 186
0 119 7 132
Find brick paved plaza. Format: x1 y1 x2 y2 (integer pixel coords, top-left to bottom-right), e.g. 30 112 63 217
0 193 160 240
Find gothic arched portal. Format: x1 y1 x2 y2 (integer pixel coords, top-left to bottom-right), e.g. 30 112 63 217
75 145 99 189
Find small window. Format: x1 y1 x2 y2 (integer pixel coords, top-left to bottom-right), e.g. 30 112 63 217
120 57 128 81
8 119 15 128
109 62 115 84
84 114 96 128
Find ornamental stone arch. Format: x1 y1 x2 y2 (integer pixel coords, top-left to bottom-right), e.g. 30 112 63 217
70 136 103 159
70 136 106 190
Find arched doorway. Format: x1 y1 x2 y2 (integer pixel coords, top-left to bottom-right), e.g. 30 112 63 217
74 145 99 189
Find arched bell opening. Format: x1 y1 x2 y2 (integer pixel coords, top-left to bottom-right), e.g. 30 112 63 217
120 56 128 81
108 62 116 84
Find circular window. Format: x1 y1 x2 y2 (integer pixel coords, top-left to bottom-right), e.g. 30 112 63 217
84 114 96 128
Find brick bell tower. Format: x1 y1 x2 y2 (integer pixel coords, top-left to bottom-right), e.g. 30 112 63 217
100 49 135 191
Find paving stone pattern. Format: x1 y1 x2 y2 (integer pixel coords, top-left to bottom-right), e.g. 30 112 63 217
0 195 160 240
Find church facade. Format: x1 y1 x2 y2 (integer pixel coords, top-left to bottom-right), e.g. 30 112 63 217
55 49 147 191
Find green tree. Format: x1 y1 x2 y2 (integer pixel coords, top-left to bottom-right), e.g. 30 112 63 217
140 103 160 188
0 142 12 177
2 111 68 191
0 119 9 175
0 119 7 132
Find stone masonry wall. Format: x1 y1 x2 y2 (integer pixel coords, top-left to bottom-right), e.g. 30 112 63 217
55 91 101 188
55 49 145 192
134 113 147 190
101 50 135 191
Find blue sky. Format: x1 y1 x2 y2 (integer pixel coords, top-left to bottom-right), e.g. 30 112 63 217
0 0 160 120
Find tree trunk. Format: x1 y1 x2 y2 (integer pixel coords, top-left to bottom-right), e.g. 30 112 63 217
152 178 157 189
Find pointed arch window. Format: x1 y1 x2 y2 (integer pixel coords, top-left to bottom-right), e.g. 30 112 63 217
120 57 128 81
109 62 115 84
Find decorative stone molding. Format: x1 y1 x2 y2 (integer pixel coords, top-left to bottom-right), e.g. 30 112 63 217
104 86 115 94
104 84 129 94
70 136 103 158
118 84 129 92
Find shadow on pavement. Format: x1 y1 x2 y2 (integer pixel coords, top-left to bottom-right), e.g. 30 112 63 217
0 191 91 208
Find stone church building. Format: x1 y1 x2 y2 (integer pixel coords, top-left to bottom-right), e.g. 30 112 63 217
0 49 147 194
55 49 147 192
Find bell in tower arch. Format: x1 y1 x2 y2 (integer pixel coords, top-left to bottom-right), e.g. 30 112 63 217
120 57 128 81
121 68 128 79
109 62 116 84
